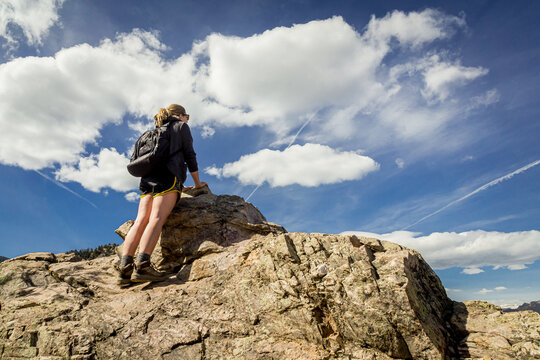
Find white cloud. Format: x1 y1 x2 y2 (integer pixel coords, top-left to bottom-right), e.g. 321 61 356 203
340 229 540 270
498 303 520 309
507 264 527 270
194 16 392 135
206 143 379 187
0 0 65 47
445 288 463 293
477 288 493 294
462 267 484 275
128 120 151 135
201 125 215 138
204 165 222 178
364 9 465 48
124 192 140 202
422 59 488 102
0 10 492 192
0 29 180 170
468 88 500 110
477 286 507 294
55 148 138 192
193 10 475 143
395 158 405 168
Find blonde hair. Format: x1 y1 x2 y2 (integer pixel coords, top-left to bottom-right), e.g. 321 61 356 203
154 104 186 127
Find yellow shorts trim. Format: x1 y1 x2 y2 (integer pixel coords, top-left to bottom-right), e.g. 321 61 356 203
154 177 180 197
140 177 181 199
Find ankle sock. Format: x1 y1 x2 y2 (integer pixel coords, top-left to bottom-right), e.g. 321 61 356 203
137 253 151 263
120 255 134 267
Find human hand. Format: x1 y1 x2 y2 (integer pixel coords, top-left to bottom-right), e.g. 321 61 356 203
184 182 207 191
195 182 207 189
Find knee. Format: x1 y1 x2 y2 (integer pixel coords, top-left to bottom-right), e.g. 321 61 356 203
147 215 166 228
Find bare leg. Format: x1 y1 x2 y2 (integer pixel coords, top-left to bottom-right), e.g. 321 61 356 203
138 191 178 256
122 195 153 257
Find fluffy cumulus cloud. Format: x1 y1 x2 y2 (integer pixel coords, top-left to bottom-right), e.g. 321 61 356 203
0 0 65 47
363 9 465 47
0 9 494 192
340 229 540 271
477 286 506 294
206 143 379 187
55 148 138 192
0 29 178 170
461 267 484 275
124 192 140 202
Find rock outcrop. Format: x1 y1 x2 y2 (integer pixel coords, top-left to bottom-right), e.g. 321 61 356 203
1 189 539 359
115 187 286 272
451 301 540 359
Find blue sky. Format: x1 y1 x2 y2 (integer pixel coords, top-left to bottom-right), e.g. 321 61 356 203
0 0 538 307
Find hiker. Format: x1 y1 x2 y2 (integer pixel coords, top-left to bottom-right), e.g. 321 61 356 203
117 104 206 286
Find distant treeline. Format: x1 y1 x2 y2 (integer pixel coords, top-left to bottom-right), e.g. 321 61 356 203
0 256 8 263
67 243 118 260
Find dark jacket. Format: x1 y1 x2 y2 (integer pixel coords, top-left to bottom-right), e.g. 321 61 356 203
164 117 198 185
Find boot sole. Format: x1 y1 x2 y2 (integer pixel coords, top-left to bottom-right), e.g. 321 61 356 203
117 279 132 287
131 275 169 282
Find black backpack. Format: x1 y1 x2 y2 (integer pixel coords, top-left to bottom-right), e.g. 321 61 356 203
127 122 174 177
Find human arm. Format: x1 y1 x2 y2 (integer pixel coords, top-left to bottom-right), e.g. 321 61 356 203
179 124 207 188
189 171 207 188
179 123 198 173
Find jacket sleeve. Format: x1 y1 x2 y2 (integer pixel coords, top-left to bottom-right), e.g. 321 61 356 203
180 123 198 173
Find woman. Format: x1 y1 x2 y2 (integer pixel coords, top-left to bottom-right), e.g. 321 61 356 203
117 104 206 286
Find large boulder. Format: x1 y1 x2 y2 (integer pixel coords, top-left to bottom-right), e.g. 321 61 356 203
1 232 459 359
451 300 540 359
115 187 286 271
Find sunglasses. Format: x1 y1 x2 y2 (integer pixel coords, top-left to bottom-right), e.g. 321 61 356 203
182 113 190 120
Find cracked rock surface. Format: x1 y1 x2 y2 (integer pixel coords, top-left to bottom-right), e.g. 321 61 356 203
1 190 539 359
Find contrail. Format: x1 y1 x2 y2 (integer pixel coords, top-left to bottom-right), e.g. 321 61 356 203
404 159 540 229
245 113 316 202
35 170 98 209
285 112 316 149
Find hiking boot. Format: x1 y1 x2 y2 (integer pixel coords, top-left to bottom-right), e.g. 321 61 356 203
116 263 134 287
132 261 169 282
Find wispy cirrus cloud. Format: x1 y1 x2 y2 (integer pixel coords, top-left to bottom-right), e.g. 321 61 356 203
34 169 97 208
404 159 540 229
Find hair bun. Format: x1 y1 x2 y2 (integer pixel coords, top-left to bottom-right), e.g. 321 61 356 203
153 107 170 126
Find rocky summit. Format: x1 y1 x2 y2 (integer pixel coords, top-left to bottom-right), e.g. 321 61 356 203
1 188 539 359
